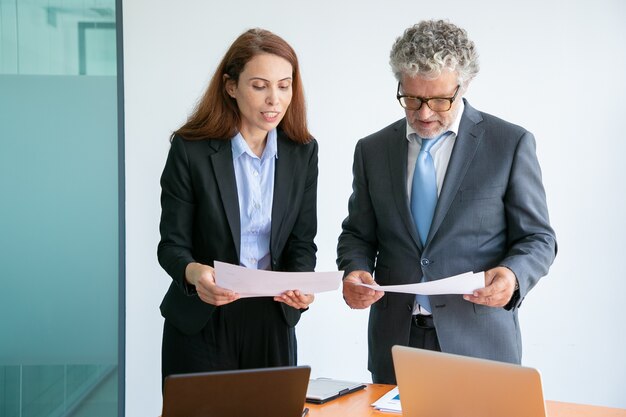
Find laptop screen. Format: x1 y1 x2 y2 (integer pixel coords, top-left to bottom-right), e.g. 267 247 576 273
392 345 547 417
162 366 310 417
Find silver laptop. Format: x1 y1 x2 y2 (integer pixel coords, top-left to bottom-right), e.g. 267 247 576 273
162 366 310 417
306 377 366 404
392 345 547 417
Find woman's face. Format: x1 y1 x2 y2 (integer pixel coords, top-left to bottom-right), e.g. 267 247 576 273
226 53 293 142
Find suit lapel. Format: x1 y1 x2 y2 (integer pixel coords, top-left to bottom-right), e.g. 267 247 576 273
210 140 241 260
428 101 484 244
270 134 294 259
388 121 423 250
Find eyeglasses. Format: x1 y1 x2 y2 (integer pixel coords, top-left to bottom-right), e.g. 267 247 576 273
396 82 460 112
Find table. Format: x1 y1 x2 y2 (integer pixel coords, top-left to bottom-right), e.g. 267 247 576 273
305 384 626 416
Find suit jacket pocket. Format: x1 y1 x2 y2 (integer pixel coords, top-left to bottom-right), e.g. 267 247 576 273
472 302 498 316
460 185 505 201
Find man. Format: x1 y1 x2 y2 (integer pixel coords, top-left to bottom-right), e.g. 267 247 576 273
337 20 557 384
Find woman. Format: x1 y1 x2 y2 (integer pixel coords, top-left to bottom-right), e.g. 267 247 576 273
158 28 318 383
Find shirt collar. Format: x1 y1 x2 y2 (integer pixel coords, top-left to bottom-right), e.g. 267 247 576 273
231 128 279 161
405 99 465 143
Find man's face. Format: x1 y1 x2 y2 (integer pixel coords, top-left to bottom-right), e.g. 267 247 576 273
400 70 464 139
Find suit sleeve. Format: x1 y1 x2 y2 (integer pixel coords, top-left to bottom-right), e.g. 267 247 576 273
157 135 197 295
337 139 379 276
282 139 319 272
499 132 557 308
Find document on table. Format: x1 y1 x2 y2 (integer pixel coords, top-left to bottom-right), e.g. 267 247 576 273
357 271 484 295
371 386 402 413
214 261 343 297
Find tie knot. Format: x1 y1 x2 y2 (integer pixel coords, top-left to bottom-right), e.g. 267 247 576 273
420 131 449 153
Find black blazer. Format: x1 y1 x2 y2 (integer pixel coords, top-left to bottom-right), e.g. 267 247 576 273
158 131 318 335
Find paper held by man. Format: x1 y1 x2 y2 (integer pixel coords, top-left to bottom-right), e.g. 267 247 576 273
357 271 485 295
214 261 343 297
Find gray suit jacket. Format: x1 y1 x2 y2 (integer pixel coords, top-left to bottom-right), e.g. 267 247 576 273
158 132 318 335
337 100 557 382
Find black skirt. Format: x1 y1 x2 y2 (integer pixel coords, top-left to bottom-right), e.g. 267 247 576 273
161 297 296 386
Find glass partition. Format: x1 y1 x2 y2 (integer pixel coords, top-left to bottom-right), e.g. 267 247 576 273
0 1 121 416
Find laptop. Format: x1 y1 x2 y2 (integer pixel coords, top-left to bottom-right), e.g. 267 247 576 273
162 366 310 417
392 345 547 417
306 377 366 404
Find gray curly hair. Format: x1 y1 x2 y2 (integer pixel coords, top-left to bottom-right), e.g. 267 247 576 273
390 20 479 88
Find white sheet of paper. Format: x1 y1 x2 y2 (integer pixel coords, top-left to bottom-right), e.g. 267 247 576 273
357 271 484 295
371 386 402 413
214 261 343 298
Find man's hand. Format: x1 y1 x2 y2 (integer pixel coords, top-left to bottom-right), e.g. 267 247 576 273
463 266 518 307
342 270 384 309
185 262 239 306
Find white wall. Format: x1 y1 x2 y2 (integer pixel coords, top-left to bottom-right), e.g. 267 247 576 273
123 1 626 415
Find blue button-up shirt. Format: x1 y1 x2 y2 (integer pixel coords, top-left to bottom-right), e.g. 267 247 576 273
231 129 277 271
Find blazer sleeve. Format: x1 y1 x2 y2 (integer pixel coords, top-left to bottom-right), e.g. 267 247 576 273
336 139 379 276
157 135 197 295
499 131 557 307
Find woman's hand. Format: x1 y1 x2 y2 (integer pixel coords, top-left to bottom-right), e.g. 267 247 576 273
185 262 239 306
274 290 315 309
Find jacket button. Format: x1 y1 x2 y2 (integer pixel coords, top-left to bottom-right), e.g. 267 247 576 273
420 259 430 266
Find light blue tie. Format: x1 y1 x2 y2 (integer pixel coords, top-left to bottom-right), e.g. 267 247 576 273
410 133 447 313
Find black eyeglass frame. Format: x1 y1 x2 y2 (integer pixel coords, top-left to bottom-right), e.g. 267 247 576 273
396 82 461 112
